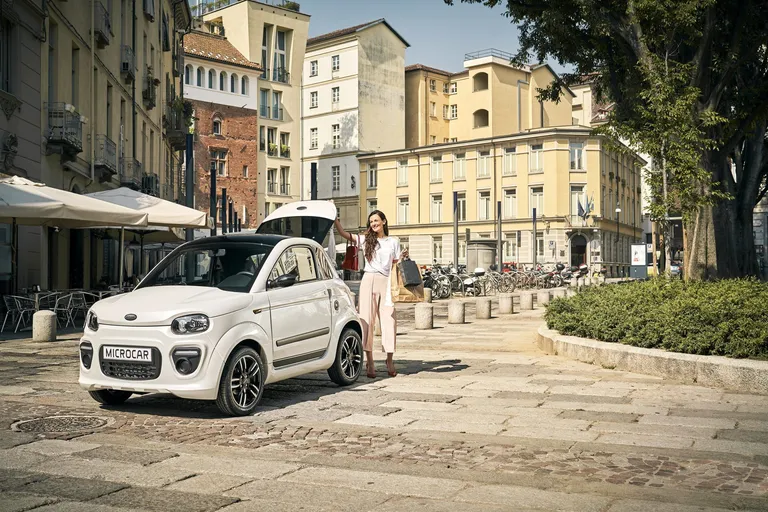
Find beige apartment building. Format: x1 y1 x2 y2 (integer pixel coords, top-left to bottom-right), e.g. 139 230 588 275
199 0 309 219
31 0 191 291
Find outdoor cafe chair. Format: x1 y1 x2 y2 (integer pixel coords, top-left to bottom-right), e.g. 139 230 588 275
1 295 36 333
69 292 90 328
53 294 75 329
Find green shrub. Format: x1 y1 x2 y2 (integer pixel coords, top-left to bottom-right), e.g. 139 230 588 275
544 278 768 358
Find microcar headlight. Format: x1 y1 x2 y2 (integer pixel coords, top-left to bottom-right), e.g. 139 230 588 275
86 311 99 332
171 314 210 335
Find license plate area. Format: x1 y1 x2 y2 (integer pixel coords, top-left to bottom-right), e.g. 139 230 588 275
99 346 162 380
102 345 153 363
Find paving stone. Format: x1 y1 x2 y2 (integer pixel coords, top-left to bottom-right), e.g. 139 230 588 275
595 433 695 450
29 456 194 487
216 499 330 512
373 496 529 512
541 401 669 416
454 484 610 511
501 426 599 442
637 415 737 429
225 479 391 510
736 420 768 432
548 385 631 398
378 400 463 412
404 419 504 435
669 407 768 422
590 422 718 439
716 429 768 444
165 474 252 494
75 445 178 466
334 413 416 429
92 487 237 512
154 454 300 480
505 416 592 430
0 469 49 492
607 499 745 512
0 432 38 449
0 448 49 470
280 467 467 499
15 439 102 457
23 503 136 512
543 393 630 404
559 410 638 423
692 438 768 456
387 410 510 425
0 493 57 512
20 475 127 500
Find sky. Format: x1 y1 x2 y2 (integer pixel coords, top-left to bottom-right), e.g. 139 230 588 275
295 0 570 75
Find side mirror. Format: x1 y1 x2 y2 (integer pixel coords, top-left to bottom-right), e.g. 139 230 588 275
269 274 297 289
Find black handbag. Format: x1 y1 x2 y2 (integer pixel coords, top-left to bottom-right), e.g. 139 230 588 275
398 258 422 287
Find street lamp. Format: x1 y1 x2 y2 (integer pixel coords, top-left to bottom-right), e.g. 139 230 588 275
616 205 622 276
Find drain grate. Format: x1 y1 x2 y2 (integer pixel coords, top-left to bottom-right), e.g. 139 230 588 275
11 415 113 433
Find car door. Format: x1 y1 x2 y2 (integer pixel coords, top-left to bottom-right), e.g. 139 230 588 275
267 245 332 367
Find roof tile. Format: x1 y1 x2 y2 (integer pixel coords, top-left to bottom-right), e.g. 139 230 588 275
183 31 261 70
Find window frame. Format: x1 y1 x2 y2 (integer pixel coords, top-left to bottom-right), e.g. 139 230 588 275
309 127 318 150
478 190 491 221
331 55 340 72
309 60 318 77
268 245 319 287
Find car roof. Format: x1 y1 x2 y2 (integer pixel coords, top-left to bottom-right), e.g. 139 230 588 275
184 233 289 248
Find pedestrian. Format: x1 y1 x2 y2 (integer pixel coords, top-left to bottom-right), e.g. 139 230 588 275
334 210 407 378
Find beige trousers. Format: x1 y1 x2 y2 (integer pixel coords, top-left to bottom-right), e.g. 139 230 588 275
358 272 396 353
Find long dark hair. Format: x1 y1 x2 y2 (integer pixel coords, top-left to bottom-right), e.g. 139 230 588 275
364 210 389 262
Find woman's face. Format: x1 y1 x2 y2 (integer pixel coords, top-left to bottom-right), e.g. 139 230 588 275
368 214 385 234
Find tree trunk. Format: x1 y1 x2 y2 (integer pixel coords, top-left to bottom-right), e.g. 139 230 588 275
686 201 719 280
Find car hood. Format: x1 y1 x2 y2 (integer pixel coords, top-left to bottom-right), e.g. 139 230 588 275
92 286 252 327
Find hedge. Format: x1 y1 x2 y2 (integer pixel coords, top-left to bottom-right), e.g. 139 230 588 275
544 278 768 359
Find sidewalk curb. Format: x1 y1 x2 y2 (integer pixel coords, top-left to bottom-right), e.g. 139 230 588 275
536 326 768 394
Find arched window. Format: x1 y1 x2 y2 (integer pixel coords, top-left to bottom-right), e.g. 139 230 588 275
473 109 489 128
230 73 237 93
219 71 226 91
196 67 204 87
213 117 222 135
208 69 215 89
473 72 489 92
184 64 192 85
241 76 248 95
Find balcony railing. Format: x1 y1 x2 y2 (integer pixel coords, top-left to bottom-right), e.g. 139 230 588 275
272 67 290 84
280 183 291 196
267 181 277 194
94 1 111 48
260 67 269 80
121 45 136 83
165 103 188 151
142 72 157 110
280 146 290 158
464 48 515 62
47 103 83 156
121 158 142 189
94 135 117 176
141 173 160 197
267 145 278 157
565 214 589 228
259 105 270 119
272 107 284 121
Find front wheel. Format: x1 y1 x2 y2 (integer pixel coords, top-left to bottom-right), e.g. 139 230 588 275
88 389 132 406
328 328 363 386
216 346 265 416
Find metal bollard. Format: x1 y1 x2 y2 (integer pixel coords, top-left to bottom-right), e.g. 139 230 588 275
476 298 492 320
520 291 534 311
498 293 514 314
448 300 465 324
536 290 551 307
415 303 434 330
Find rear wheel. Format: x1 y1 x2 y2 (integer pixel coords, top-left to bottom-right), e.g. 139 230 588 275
88 389 132 406
328 328 363 386
216 346 264 416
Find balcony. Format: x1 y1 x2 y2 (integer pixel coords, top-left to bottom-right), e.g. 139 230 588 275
93 135 117 181
565 214 588 229
141 173 160 197
272 67 290 84
121 158 142 189
464 48 515 62
46 103 83 158
267 181 277 194
94 1 111 49
165 99 191 152
280 183 291 196
142 72 157 110
121 46 136 83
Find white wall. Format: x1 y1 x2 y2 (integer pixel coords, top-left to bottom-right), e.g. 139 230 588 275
303 40 359 88
183 59 259 110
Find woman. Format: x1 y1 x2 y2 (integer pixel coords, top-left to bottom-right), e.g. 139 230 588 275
334 210 407 378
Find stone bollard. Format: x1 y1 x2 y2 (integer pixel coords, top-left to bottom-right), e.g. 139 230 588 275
536 290 551 307
569 278 578 288
566 287 577 298
476 298 492 320
577 277 585 288
414 303 434 330
448 300 465 324
424 288 433 303
520 291 534 311
584 277 592 287
32 310 57 342
498 293 514 315
552 288 567 299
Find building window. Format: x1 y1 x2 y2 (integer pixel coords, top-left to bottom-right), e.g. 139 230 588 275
504 189 517 219
430 155 442 183
504 231 520 261
208 69 215 89
570 142 584 170
230 73 238 93
331 55 340 71
397 197 410 224
332 124 340 149
429 79 436 92
397 159 408 186
443 105 449 119
450 137 458 143
477 151 491 178
473 72 489 92
450 104 458 119
267 168 277 194
430 135 436 145
212 118 222 135
280 167 290 195
430 101 437 117
367 163 377 189
273 30 287 81
536 232 545 258
473 109 489 128
259 126 266 152
272 90 282 120
310 91 318 108
456 192 467 221
529 143 543 173
367 199 377 213
211 149 227 177
332 86 339 104
309 128 318 149
196 67 203 86
332 166 340 191
241 76 249 95
279 132 290 158
453 153 466 180
431 194 443 223
219 71 226 90
310 60 318 76
504 147 516 175
570 185 586 217
478 191 491 221
243 165 249 178
184 64 192 85
530 186 544 217
432 236 443 262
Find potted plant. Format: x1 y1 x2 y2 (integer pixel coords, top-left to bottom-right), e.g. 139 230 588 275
280 144 290 155
268 143 278 154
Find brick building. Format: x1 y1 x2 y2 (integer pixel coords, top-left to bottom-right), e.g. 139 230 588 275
183 28 262 228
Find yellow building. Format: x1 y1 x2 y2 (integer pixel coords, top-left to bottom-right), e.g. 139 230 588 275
405 49 574 148
34 0 191 290
358 126 645 276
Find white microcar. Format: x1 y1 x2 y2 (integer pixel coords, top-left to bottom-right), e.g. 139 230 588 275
78 201 363 416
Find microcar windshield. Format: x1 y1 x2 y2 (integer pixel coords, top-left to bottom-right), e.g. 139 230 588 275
137 242 275 293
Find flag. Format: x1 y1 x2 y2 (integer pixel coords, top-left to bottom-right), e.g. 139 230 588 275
577 198 585 218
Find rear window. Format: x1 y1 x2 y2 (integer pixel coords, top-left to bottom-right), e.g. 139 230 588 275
256 216 333 245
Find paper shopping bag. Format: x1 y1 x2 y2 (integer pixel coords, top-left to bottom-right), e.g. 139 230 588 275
390 264 424 303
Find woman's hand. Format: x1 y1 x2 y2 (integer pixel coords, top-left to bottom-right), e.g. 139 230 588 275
401 248 409 260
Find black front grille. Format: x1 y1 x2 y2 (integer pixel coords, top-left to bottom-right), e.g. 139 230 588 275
100 347 162 380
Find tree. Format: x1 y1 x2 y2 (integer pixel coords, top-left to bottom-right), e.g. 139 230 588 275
445 0 768 279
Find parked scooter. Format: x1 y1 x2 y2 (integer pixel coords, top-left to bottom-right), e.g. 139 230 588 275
462 267 486 296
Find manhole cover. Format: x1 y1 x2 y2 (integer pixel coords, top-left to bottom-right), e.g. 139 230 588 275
11 415 113 433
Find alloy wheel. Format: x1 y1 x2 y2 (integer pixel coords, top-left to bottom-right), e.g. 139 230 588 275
230 354 260 409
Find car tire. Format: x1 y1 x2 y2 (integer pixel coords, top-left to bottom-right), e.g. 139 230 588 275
328 328 363 386
88 389 132 405
216 346 265 416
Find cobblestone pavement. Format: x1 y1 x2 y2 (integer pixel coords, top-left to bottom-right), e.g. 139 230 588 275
1 302 768 511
